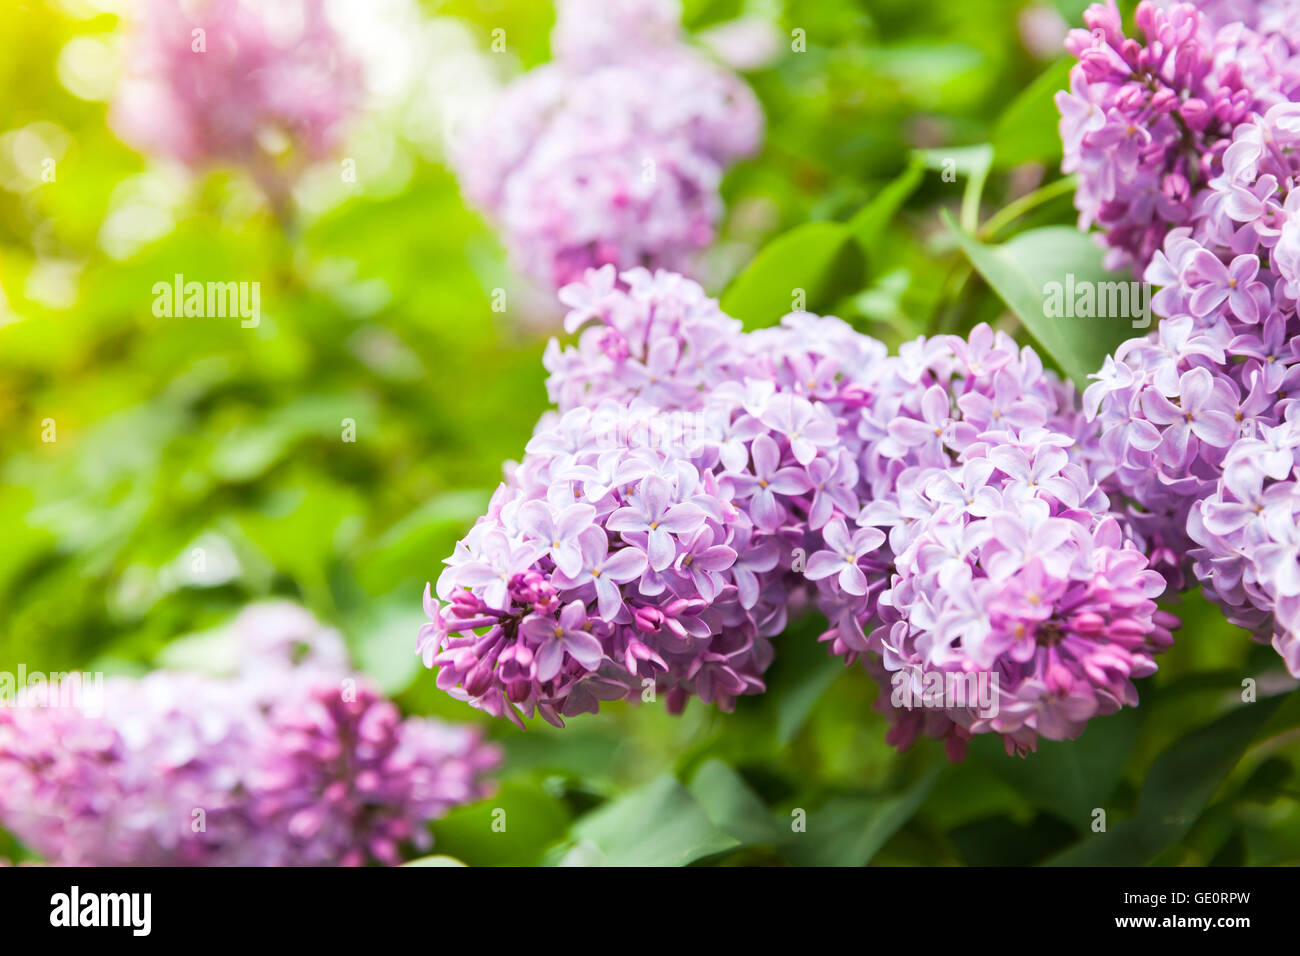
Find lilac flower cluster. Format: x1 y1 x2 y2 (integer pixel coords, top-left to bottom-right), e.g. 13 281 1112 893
1056 0 1300 272
424 267 885 724
811 325 1175 758
0 672 262 866
450 0 762 290
0 603 498 866
424 268 1176 756
111 0 362 204
1071 19 1300 674
1189 414 1300 673
247 680 498 867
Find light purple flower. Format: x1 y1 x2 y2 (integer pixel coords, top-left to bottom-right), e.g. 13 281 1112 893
450 0 762 290
1186 251 1266 323
805 517 884 596
1139 367 1240 466
729 434 813 530
553 527 648 618
606 474 706 571
519 600 607 681
517 500 596 577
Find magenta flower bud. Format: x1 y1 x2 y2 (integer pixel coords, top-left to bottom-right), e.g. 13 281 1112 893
634 606 666 633
1045 663 1076 696
465 664 496 699
1115 84 1145 112
1071 612 1106 637
1149 88 1177 113
1161 172 1190 202
1119 37 1143 69
450 590 484 618
1180 97 1210 131
1079 49 1116 82
1134 1 1157 35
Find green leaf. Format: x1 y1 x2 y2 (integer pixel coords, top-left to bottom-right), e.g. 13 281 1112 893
949 813 1078 866
972 705 1138 831
729 612 843 750
849 157 926 259
359 490 491 596
768 630 845 746
721 221 865 329
991 59 1072 169
781 768 939 866
432 780 570 867
208 394 367 483
944 213 1139 388
568 774 740 866
688 759 784 846
1048 693 1300 865
343 597 426 696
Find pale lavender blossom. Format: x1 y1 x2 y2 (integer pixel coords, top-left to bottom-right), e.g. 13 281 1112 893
111 0 362 212
0 606 498 866
449 0 762 290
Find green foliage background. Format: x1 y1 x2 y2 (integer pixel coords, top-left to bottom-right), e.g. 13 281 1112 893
1 0 1297 866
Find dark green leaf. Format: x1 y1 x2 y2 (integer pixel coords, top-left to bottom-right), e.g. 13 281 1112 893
920 144 993 232
849 157 926 259
432 781 570 867
972 705 1138 831
945 213 1140 387
688 759 784 846
949 813 1078 865
1048 693 1300 865
781 768 939 866
568 774 740 866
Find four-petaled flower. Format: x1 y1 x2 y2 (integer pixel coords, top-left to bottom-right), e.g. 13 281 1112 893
520 600 607 681
606 475 707 571
728 434 813 530
517 500 597 577
804 517 884 596
552 527 648 618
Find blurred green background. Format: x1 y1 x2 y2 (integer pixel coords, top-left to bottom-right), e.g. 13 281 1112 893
2 0 1298 866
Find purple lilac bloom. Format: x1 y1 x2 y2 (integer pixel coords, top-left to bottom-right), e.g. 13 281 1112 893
0 673 266 866
551 0 686 69
449 0 762 290
0 606 498 866
111 0 363 211
425 270 1176 758
1064 0 1300 674
247 679 497 866
1081 97 1300 679
1057 1 1300 272
422 270 889 725
422 393 807 724
816 325 1175 759
542 265 750 412
1189 413 1300 675
231 599 352 704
